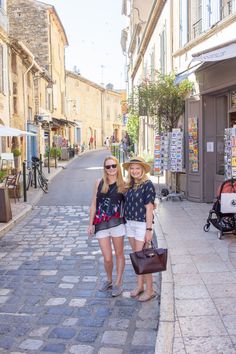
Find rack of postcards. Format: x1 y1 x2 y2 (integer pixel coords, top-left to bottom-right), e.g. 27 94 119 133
170 129 184 172
162 132 171 170
154 129 184 175
224 127 236 179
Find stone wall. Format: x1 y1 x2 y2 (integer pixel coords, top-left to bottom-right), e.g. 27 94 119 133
8 0 49 69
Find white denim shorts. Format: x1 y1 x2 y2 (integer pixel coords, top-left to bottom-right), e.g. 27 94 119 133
125 220 146 241
95 223 126 239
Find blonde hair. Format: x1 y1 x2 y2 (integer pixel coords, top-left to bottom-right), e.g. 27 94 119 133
126 164 148 189
101 156 125 194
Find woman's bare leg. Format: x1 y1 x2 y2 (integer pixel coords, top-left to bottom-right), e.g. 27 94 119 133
112 236 125 286
98 237 113 282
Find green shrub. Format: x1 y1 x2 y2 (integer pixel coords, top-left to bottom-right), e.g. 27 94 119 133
0 170 7 183
12 148 21 157
45 147 62 158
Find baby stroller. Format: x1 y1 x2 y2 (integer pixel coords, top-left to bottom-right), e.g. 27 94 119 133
204 178 236 239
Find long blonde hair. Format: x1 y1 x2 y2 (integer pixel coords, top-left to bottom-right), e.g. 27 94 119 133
126 164 148 189
101 156 125 194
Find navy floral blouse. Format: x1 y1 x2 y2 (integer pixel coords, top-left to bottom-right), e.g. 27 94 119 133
124 180 156 222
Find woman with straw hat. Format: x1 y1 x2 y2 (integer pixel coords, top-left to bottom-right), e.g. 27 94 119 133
123 156 156 302
88 156 125 297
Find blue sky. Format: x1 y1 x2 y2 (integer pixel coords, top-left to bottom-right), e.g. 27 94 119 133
43 0 127 89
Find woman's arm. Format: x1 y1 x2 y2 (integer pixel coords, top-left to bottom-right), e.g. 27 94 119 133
144 202 154 243
88 179 100 236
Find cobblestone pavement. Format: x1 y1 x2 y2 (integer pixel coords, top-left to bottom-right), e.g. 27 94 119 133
0 205 160 354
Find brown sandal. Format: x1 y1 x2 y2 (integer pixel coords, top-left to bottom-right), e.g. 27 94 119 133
138 291 157 302
130 288 144 298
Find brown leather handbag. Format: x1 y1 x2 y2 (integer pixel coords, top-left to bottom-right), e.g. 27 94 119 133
130 242 167 275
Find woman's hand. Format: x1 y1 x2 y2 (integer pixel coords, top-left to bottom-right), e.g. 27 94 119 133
87 225 95 237
144 230 153 244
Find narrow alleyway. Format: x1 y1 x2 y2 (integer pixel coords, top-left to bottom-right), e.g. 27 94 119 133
0 150 160 354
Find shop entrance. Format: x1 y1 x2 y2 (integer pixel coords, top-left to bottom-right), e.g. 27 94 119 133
204 94 228 202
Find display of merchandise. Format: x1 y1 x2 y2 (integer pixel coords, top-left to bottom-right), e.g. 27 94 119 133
170 129 184 172
162 132 170 170
224 128 236 179
188 117 199 173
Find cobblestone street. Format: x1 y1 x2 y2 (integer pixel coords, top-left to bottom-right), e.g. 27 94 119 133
0 151 160 354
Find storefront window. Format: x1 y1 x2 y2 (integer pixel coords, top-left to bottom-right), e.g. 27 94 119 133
188 116 199 173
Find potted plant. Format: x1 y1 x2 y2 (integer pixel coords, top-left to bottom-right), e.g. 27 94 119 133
12 148 21 172
44 147 62 167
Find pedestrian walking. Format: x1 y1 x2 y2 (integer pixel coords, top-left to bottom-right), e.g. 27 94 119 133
123 156 156 302
88 156 125 297
89 136 94 150
104 137 110 150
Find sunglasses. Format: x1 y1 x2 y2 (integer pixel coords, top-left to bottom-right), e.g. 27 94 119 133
105 164 117 170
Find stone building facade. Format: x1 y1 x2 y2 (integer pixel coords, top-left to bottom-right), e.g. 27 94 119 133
0 0 10 154
7 0 69 157
66 71 123 149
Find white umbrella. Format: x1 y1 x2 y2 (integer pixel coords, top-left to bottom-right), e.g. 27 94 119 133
0 125 36 137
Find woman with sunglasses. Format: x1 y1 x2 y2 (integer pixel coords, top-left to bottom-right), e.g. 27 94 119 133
123 156 156 302
88 156 125 297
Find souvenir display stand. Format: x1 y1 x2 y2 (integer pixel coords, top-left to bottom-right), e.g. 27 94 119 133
224 127 236 179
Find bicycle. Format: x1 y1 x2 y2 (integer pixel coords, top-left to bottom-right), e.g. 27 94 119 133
26 157 48 193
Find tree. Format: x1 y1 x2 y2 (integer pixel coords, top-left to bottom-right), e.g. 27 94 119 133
129 73 193 132
126 113 139 145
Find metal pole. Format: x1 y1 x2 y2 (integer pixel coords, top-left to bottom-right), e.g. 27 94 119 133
48 132 51 174
22 161 27 202
34 162 37 189
40 154 42 174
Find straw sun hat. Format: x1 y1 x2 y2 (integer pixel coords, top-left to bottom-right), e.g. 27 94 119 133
122 156 151 173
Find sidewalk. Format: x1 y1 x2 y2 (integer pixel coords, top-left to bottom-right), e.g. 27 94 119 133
0 150 94 237
154 200 236 354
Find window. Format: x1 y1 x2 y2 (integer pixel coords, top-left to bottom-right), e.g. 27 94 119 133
61 92 65 114
13 97 18 114
210 0 220 26
28 107 32 121
159 24 166 74
27 72 31 88
202 0 210 32
13 82 18 114
191 0 202 39
180 0 188 46
11 52 17 74
0 44 3 93
150 46 155 81
221 0 236 19
46 87 52 111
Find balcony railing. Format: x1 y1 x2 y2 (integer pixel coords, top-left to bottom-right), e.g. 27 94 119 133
0 7 8 33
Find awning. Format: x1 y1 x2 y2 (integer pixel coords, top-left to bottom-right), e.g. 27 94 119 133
52 118 76 127
192 40 236 62
174 62 203 84
0 125 36 137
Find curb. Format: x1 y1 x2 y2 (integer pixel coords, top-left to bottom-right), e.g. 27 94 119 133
0 149 106 238
0 204 33 237
154 211 175 354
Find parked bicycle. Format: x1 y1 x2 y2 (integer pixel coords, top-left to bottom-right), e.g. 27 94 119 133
26 157 48 193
